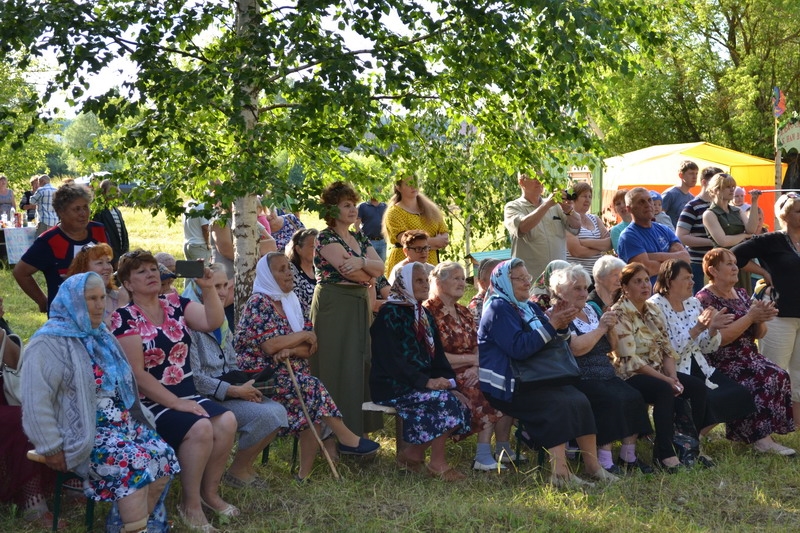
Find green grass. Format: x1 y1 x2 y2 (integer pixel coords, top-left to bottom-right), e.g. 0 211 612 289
4 206 800 532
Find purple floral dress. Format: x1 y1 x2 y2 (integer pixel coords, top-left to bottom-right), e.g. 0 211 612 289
696 287 794 443
234 293 342 437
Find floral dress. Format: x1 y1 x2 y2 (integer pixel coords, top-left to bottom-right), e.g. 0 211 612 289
234 293 341 437
111 293 228 449
87 361 179 501
290 262 316 317
272 214 304 252
696 287 794 443
424 297 501 440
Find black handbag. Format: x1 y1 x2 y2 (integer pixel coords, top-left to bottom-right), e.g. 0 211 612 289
509 334 581 385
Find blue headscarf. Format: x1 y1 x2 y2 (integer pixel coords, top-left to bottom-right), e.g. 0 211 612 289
34 272 137 408
483 258 542 329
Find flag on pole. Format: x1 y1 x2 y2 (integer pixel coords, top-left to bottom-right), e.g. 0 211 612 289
773 87 787 117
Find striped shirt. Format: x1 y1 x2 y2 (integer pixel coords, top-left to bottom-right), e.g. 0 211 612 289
676 196 711 264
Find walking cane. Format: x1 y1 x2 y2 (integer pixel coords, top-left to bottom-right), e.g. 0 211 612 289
283 359 341 480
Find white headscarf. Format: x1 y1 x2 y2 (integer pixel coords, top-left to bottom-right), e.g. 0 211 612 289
253 254 305 333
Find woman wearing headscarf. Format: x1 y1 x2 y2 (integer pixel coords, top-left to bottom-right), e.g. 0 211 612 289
530 259 571 310
235 253 379 482
22 273 178 533
371 262 470 480
478 258 617 487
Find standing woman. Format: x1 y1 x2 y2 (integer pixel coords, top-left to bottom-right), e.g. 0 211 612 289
382 170 449 275
287 228 319 317
112 251 238 531
732 193 800 424
696 248 795 455
311 182 385 435
565 182 612 277
611 262 709 471
0 175 15 220
13 183 108 313
702 173 761 292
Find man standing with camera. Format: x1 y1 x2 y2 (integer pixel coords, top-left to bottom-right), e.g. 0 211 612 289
503 171 581 280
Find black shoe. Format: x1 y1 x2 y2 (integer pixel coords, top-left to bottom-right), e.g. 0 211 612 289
655 459 684 474
337 437 380 456
621 458 654 474
697 455 716 469
605 464 625 476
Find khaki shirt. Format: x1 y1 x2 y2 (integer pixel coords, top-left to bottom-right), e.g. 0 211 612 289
503 196 576 279
611 297 678 380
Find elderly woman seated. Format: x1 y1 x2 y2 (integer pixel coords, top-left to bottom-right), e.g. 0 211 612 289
611 262 709 472
696 248 795 455
234 253 379 482
549 264 653 474
530 260 570 310
23 273 178 533
371 262 471 480
589 255 627 313
424 261 515 469
478 258 617 487
648 259 755 463
187 264 289 489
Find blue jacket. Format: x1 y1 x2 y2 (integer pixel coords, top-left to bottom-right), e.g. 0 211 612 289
477 298 568 402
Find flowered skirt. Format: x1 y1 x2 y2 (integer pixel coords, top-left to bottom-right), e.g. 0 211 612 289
87 397 179 502
378 390 471 444
270 359 342 437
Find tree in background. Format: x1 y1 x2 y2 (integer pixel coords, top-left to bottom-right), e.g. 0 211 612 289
0 0 664 318
593 0 800 158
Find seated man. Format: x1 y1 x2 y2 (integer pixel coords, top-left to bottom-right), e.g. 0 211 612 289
187 264 289 488
388 229 435 284
618 187 690 281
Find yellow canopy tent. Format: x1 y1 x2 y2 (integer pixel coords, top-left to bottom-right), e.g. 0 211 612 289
602 142 787 230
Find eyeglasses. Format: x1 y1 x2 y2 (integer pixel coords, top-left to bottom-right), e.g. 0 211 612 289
510 275 533 284
406 246 431 253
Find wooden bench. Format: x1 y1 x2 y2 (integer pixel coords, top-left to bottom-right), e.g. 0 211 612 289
27 450 95 532
362 402 410 458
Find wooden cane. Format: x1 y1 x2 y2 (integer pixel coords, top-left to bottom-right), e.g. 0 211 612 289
283 359 341 480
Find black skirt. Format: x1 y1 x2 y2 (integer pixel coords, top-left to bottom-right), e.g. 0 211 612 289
692 363 756 426
487 383 596 449
574 377 653 446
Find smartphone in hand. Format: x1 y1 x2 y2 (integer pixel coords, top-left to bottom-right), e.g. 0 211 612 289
174 260 205 278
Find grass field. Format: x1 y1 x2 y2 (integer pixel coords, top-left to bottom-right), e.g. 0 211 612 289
3 207 800 532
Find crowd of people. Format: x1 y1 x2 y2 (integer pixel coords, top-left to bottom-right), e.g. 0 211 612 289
2 163 800 529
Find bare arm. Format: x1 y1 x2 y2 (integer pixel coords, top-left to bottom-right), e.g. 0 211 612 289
428 233 449 250
211 223 234 260
12 260 47 313
201 224 210 247
702 210 751 247
0 329 20 369
318 242 373 283
261 330 317 357
517 197 558 234
183 268 224 332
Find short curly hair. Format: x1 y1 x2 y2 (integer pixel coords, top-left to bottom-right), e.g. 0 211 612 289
320 181 359 227
53 183 93 215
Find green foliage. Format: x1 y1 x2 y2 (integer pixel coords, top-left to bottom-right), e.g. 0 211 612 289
594 0 800 158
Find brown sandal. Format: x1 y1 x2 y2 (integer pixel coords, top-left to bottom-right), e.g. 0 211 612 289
425 464 466 481
396 453 425 474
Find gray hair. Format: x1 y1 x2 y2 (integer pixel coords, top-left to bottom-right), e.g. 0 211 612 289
625 187 649 207
592 255 626 281
53 183 93 214
430 261 464 283
549 264 591 296
84 271 106 293
776 194 800 229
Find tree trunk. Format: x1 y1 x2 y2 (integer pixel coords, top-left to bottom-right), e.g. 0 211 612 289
232 0 260 323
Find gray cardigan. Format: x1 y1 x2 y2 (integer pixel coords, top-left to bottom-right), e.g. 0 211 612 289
188 328 238 401
21 335 153 477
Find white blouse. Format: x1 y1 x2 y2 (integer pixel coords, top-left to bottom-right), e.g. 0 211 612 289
648 293 720 388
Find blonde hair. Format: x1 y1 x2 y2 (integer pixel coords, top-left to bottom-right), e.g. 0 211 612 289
383 169 445 240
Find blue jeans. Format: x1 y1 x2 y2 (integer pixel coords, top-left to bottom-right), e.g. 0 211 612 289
370 239 387 261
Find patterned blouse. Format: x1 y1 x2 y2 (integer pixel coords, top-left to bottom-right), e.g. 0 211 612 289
383 204 448 275
272 214 304 253
569 304 616 381
611 297 678 380
290 262 316 317
314 227 373 286
423 298 477 365
648 293 719 379
468 291 486 326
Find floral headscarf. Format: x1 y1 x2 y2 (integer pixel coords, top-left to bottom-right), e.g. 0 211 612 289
484 258 542 329
386 262 435 357
34 272 137 408
532 260 570 296
253 254 305 333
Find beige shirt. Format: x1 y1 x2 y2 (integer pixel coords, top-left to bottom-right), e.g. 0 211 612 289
503 196 576 279
611 297 678 380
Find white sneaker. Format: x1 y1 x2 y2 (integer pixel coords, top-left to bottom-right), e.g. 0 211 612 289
472 459 507 471
495 450 527 464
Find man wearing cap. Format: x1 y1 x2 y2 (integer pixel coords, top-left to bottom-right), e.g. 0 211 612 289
676 166 722 294
661 160 699 227
503 172 580 280
649 191 674 231
618 187 690 280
